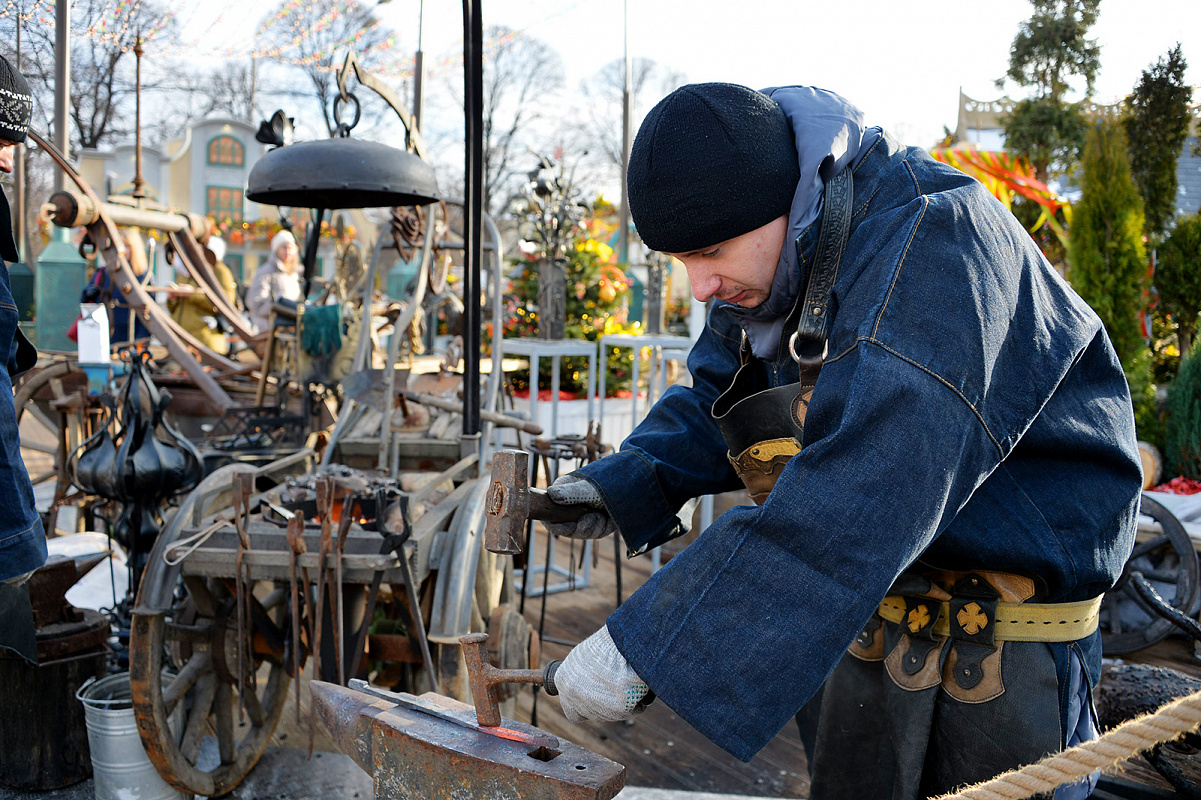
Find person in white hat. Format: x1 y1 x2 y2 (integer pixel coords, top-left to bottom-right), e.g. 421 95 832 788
246 229 301 333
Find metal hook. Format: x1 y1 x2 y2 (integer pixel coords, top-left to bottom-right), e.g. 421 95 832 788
332 91 362 135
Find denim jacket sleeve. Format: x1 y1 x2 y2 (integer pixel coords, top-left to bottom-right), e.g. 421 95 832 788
0 258 46 582
574 305 748 554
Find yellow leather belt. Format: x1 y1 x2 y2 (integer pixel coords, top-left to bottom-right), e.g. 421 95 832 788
877 595 1102 642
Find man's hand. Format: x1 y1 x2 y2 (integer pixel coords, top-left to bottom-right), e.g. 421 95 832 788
552 625 652 723
545 474 618 540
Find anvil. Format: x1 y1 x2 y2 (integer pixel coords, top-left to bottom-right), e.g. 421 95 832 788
310 680 626 800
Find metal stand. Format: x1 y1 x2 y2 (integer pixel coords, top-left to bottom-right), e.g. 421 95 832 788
597 333 699 572
501 338 597 439
597 333 691 432
521 527 591 597
516 439 592 598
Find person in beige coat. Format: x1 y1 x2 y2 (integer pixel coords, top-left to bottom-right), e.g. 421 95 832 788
168 236 239 354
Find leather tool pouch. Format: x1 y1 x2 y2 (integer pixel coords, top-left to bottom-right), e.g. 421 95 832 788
872 570 1037 703
877 575 952 691
710 168 853 503
712 366 807 504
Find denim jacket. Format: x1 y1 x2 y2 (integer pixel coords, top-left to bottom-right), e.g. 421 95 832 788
577 132 1142 760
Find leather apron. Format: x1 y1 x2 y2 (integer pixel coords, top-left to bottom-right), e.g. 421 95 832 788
711 168 853 503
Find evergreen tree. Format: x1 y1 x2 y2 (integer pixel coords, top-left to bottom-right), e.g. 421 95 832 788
1123 45 1192 238
998 0 1100 183
1066 119 1148 367
1157 212 1201 356
503 198 636 396
1166 339 1201 479
1003 98 1088 185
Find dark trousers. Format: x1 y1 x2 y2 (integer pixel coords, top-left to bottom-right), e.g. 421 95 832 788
797 630 1072 800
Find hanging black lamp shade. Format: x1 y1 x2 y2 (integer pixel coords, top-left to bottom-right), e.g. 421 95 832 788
246 137 439 209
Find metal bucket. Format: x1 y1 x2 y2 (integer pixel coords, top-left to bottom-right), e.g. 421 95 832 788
76 672 184 800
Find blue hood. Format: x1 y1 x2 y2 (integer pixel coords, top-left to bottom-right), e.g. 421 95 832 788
730 86 879 359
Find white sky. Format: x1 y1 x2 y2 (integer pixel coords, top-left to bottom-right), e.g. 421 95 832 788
180 0 1201 150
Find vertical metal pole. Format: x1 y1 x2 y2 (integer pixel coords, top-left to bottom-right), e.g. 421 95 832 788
412 0 425 131
131 34 146 201
301 208 326 299
461 0 483 441
53 0 69 194
617 0 631 266
14 1 24 261
249 56 257 122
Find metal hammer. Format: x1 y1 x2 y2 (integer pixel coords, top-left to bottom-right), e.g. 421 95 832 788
460 632 559 727
484 449 591 555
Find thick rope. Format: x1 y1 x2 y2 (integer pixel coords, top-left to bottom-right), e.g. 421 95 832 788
932 688 1201 800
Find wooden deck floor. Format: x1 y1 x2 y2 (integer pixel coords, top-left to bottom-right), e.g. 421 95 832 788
508 522 812 799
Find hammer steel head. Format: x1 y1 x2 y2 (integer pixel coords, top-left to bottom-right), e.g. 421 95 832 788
484 449 530 555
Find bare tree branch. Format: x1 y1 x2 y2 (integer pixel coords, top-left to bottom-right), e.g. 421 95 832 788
579 58 686 182
440 26 565 217
255 0 396 137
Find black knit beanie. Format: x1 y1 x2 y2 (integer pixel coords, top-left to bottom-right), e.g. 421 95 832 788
0 55 32 144
627 83 800 254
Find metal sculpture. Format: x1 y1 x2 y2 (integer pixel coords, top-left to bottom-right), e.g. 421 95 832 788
68 349 204 589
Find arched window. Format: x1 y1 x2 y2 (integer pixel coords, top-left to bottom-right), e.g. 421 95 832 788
207 135 244 167
207 186 244 223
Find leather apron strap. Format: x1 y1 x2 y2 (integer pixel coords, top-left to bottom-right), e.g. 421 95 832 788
712 167 854 503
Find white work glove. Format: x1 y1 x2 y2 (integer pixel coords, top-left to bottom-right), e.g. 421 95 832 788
2 569 36 586
551 625 652 723
544 474 618 540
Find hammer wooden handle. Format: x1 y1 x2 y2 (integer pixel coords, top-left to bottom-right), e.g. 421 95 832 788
528 488 592 524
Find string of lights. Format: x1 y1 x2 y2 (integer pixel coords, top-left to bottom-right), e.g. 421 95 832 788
10 0 580 84
0 0 49 23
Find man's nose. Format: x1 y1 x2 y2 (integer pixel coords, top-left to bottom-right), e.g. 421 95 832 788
0 147 14 175
686 264 720 303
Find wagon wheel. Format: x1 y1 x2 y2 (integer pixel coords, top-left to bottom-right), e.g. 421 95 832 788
1100 493 1201 655
13 361 92 530
129 574 292 796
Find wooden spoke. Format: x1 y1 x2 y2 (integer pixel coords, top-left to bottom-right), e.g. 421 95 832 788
1140 569 1186 584
28 470 57 486
214 681 237 766
183 575 219 618
239 681 267 728
20 437 57 455
162 650 211 715
22 403 59 437
1129 534 1170 562
259 586 287 611
180 673 217 763
164 620 213 644
247 594 286 654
